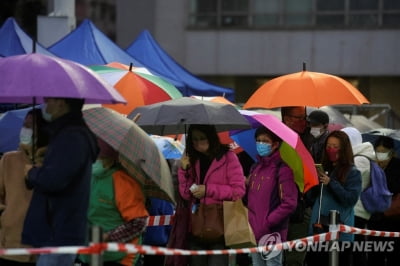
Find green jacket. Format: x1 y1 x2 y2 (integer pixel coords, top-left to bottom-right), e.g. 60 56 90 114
80 161 142 264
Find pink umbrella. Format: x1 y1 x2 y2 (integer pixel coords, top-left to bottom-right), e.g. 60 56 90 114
230 110 318 193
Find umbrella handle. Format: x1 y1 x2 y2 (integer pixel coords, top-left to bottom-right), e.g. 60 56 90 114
31 98 36 165
317 183 324 224
132 113 141 122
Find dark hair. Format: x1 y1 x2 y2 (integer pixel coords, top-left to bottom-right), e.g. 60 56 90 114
322 130 354 184
280 106 306 119
64 98 85 112
374 136 394 150
186 124 229 168
26 108 49 149
254 126 282 143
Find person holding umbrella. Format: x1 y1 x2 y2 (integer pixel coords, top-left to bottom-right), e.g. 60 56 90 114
178 124 246 266
247 126 298 266
307 131 361 266
281 106 313 150
22 98 99 266
340 126 375 266
281 106 313 266
77 137 149 266
0 109 49 265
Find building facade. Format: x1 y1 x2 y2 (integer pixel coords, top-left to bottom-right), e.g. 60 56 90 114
116 0 400 127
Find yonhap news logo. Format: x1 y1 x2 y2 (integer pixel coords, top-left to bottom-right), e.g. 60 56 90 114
259 232 282 260
287 240 395 253
257 233 394 259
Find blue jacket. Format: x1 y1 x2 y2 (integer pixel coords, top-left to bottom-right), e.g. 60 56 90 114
309 166 361 241
22 112 98 247
143 198 174 246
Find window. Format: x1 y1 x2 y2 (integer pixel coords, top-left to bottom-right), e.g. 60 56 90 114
188 0 400 28
253 0 280 26
316 0 345 26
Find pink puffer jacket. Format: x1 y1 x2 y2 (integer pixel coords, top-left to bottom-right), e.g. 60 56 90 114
178 150 246 204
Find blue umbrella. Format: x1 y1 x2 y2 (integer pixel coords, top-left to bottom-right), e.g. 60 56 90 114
150 135 185 159
0 107 31 153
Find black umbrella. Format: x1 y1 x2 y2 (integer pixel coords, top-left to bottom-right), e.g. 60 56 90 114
128 97 251 135
362 128 400 156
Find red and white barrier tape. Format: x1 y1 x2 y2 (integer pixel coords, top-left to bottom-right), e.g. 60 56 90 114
146 215 174 227
109 231 339 256
2 225 399 256
339 224 400 237
0 231 338 256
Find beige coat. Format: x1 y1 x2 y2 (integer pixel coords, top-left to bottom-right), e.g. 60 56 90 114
0 150 36 263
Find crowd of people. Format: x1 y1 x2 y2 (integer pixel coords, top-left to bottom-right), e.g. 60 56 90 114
0 102 399 266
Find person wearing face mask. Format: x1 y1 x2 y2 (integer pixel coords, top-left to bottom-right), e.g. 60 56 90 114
0 109 49 265
281 106 314 266
306 131 361 266
367 136 400 266
307 110 330 164
340 127 376 266
178 124 245 266
77 138 149 266
22 98 99 266
247 126 298 266
281 106 313 151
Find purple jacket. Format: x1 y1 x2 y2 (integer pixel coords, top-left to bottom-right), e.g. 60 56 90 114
247 151 298 242
178 150 245 204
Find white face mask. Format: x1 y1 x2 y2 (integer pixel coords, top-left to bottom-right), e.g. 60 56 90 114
376 152 390 161
20 127 33 145
41 103 52 122
310 127 322 138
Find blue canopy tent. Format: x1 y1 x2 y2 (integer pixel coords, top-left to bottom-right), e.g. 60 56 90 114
48 19 183 89
0 107 31 154
49 19 147 66
125 30 235 101
0 17 55 56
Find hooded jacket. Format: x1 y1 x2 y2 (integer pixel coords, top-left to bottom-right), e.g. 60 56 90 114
247 151 298 242
353 142 376 220
22 111 99 247
341 127 376 220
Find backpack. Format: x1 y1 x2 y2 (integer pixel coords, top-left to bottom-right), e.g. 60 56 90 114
357 155 393 213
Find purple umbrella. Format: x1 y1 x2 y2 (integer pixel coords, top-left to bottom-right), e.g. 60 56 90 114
0 53 126 104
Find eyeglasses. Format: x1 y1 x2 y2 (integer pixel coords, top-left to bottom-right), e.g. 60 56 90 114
285 114 306 121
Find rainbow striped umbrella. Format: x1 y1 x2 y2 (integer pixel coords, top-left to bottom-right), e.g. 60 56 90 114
89 62 182 114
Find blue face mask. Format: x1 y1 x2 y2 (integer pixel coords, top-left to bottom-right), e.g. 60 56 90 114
256 142 272 157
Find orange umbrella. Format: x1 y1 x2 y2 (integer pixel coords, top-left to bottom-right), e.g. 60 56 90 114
90 63 182 115
244 68 370 109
